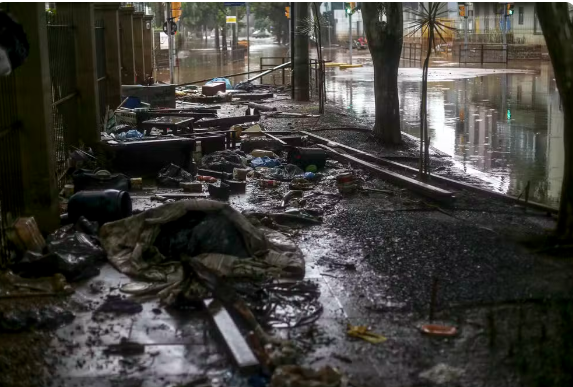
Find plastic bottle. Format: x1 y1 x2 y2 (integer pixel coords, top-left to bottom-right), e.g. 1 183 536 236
259 180 281 188
196 175 217 183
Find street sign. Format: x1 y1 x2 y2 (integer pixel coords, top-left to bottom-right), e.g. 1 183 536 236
224 2 245 6
226 16 237 24
163 21 177 35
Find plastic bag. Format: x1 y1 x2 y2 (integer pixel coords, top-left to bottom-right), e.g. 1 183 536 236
116 129 144 140
270 164 305 181
157 163 193 188
201 150 247 173
11 217 106 282
252 156 281 168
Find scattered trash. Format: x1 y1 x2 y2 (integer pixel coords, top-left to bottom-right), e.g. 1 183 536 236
419 363 465 385
420 324 458 337
0 306 75 332
234 168 250 181
116 129 144 140
288 148 327 170
0 270 73 298
130 178 143 191
208 182 231 200
282 190 303 208
197 175 218 183
12 217 106 281
72 169 131 192
252 157 281 168
7 217 45 254
289 178 314 191
181 181 203 193
270 164 305 181
206 77 233 90
304 172 316 180
305 165 318 173
104 337 145 356
251 149 279 158
259 180 281 188
270 365 348 387
202 150 247 173
62 184 75 198
68 189 132 225
336 173 358 194
227 180 247 194
346 324 387 344
157 163 194 188
95 295 143 315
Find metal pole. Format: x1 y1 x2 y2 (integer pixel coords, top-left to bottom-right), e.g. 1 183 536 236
502 8 507 63
464 2 468 62
290 1 295 99
166 2 174 84
247 3 250 75
349 13 352 64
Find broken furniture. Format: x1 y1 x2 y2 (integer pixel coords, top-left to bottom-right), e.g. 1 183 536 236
104 137 195 176
140 116 194 136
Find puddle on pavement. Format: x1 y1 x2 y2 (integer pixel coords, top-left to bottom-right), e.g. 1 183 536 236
162 38 563 207
326 61 564 207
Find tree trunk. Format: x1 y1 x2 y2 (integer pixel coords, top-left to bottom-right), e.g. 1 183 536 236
293 2 310 101
222 25 228 51
363 2 403 145
215 25 220 50
536 3 573 239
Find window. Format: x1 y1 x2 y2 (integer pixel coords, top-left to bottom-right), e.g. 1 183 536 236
518 7 524 24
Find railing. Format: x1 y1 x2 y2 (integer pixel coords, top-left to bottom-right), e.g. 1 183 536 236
0 74 24 266
47 6 78 188
457 43 508 65
401 42 423 62
259 57 289 85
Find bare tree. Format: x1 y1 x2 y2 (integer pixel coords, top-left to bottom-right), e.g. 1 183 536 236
362 3 403 145
536 3 573 239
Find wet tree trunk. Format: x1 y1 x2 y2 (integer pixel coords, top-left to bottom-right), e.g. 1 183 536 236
222 25 228 51
362 3 403 145
536 3 573 239
215 25 220 50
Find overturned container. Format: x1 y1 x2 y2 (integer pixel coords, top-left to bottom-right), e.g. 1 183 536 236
68 189 132 225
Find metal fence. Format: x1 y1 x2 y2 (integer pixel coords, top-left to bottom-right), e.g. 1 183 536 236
95 17 108 121
457 43 508 64
259 57 290 85
0 74 24 266
47 7 78 188
401 42 423 62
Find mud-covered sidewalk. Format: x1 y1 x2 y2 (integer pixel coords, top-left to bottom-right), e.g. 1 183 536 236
1 95 573 387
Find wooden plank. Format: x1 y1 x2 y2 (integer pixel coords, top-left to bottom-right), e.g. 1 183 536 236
263 132 287 146
203 298 260 373
195 115 260 128
304 131 558 213
234 93 274 101
318 144 455 203
247 102 277 112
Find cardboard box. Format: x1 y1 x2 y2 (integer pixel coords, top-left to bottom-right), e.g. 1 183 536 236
202 82 226 96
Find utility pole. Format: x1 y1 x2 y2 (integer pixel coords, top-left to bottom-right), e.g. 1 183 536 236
247 2 250 74
502 3 507 63
464 2 468 55
349 13 353 65
166 2 174 84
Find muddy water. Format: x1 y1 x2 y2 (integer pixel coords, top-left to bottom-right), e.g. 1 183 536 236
169 38 563 206
326 61 564 206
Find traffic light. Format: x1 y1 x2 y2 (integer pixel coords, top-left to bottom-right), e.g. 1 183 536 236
458 4 466 17
507 4 514 16
345 3 352 16
285 6 290 19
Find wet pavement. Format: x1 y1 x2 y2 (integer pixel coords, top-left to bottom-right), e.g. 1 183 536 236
165 38 564 207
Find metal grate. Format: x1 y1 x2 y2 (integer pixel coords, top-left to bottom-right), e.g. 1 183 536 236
0 74 24 266
47 6 78 187
95 17 108 120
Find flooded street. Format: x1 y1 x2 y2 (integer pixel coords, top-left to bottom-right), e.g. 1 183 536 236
173 39 564 206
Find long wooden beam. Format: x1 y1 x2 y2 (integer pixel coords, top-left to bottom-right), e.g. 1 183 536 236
319 144 455 203
303 131 558 213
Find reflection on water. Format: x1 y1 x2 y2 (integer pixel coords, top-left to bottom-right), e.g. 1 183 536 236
165 38 563 206
326 62 564 206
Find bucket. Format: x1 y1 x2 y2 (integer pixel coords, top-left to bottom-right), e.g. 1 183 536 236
287 147 328 169
68 189 132 225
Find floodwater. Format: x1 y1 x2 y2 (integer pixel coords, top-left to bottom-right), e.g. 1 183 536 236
169 38 564 206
